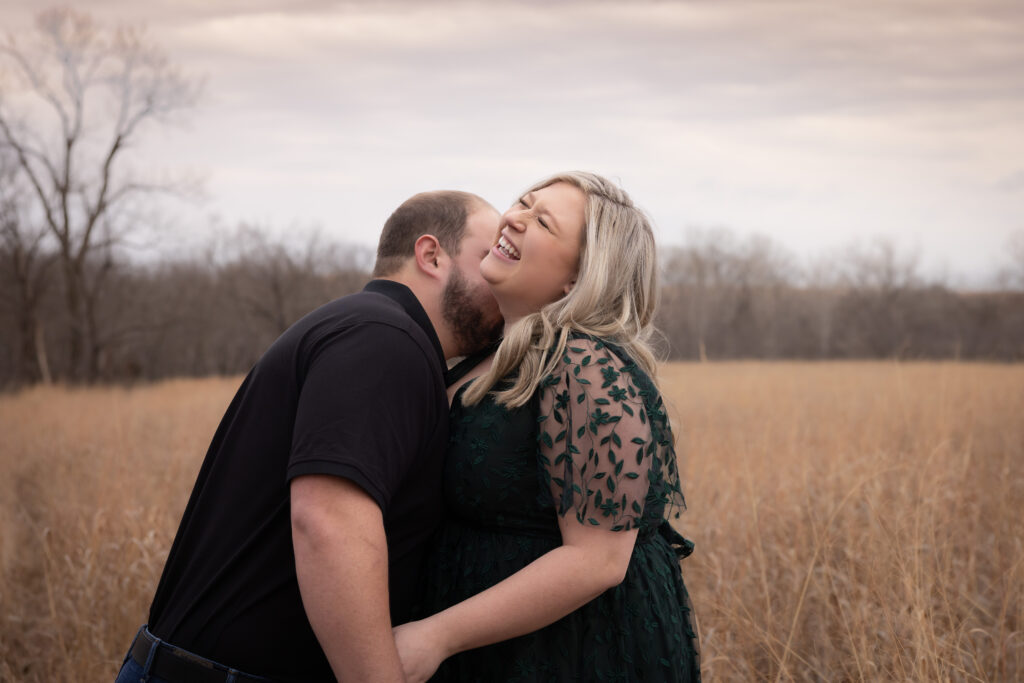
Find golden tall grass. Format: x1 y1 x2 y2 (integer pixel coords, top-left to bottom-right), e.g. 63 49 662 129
1 363 1021 681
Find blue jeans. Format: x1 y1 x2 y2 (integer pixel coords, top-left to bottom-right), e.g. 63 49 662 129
114 626 170 683
114 626 273 683
115 656 173 683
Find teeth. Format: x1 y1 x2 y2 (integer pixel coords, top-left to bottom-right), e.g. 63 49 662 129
498 235 521 260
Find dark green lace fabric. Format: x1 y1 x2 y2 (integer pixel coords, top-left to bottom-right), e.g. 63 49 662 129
421 336 700 682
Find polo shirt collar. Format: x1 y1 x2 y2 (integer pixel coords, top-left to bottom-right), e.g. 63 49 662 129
363 279 445 367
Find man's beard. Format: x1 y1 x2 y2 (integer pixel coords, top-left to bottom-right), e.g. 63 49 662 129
442 265 503 357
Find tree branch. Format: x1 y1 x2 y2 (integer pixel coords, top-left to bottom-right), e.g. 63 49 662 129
0 115 62 237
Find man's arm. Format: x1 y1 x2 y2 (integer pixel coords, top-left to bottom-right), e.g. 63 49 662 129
291 474 404 682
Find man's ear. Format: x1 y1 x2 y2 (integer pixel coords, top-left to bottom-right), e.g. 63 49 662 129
413 234 446 280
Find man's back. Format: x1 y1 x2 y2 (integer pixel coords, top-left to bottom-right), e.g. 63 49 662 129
147 281 449 681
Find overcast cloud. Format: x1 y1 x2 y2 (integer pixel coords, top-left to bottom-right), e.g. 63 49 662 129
2 0 1022 284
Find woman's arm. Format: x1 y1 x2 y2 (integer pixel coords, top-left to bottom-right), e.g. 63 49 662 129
394 521 639 682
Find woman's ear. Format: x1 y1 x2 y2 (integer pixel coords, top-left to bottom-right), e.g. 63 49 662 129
562 278 576 296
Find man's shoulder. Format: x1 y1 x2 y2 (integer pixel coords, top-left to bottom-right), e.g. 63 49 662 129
311 288 423 339
320 287 405 319
300 290 436 361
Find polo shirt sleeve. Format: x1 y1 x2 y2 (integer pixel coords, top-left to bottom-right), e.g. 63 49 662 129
286 322 440 512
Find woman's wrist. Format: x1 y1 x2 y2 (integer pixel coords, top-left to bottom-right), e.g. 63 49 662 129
425 611 462 659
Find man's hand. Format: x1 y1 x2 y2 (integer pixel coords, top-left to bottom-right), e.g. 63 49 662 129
291 474 405 682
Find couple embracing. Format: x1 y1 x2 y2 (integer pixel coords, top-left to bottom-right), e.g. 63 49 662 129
115 172 700 683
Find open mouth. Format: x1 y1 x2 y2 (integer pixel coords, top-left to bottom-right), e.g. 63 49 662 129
496 235 521 260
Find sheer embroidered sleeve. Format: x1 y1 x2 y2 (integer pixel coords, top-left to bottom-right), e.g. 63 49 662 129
537 337 685 532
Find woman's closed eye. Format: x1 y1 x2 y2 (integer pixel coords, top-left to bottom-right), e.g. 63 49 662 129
518 198 550 231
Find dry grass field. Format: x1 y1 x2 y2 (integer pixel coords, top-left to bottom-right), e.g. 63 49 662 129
1 363 1021 681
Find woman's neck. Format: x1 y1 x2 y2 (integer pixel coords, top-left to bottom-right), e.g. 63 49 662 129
501 314 524 337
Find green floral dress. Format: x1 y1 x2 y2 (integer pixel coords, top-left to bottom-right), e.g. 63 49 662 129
421 335 700 682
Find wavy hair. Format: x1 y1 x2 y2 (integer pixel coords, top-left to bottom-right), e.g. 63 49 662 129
462 171 661 408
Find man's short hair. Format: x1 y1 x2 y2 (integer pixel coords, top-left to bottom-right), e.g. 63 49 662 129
372 191 487 277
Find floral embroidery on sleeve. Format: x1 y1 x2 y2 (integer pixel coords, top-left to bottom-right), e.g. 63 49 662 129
538 336 685 532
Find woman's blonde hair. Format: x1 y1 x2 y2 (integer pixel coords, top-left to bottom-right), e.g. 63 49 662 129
462 171 661 408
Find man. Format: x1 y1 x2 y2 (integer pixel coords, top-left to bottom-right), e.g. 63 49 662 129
116 191 503 682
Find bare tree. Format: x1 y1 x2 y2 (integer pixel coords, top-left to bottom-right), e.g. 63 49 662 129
802 256 845 358
0 8 200 381
0 150 54 384
660 228 798 359
219 224 373 338
661 228 738 360
832 239 923 357
840 239 921 293
998 230 1024 291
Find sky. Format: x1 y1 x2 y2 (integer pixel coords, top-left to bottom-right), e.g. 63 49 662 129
1 0 1023 286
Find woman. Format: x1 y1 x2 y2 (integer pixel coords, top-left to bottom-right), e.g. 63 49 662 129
394 172 700 682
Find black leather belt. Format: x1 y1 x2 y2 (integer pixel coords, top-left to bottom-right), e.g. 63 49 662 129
129 627 268 683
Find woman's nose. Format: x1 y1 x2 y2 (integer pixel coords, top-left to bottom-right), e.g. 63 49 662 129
505 212 527 232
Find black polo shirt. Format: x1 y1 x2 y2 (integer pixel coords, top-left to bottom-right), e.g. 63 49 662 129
147 280 449 682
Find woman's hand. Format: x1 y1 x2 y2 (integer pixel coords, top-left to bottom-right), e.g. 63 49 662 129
393 617 450 683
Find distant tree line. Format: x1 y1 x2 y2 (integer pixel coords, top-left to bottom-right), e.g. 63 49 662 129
0 225 374 385
1 225 1022 388
656 229 1024 361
